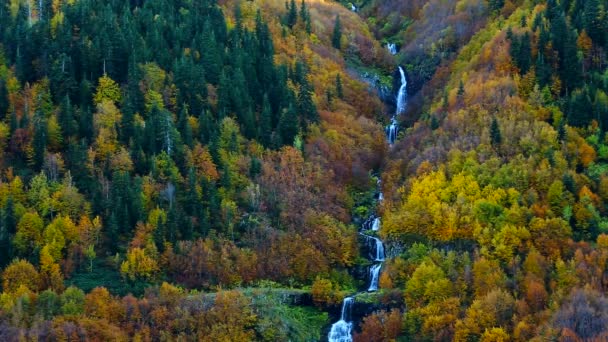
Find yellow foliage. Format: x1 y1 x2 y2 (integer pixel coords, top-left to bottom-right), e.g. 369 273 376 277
94 75 121 104
120 247 159 281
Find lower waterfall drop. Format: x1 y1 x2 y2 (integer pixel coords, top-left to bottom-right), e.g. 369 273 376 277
328 297 354 342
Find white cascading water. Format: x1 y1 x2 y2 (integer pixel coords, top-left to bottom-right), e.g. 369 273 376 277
386 66 407 145
387 43 397 55
368 264 382 291
328 297 354 342
386 117 398 145
373 237 385 261
328 67 400 338
396 66 407 115
371 217 381 231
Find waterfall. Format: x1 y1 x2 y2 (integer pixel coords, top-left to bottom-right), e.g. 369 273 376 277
371 217 380 231
368 264 382 291
378 192 384 201
386 117 398 145
396 66 407 115
328 297 354 342
385 66 407 145
328 177 386 341
351 4 357 12
387 43 397 55
373 237 385 261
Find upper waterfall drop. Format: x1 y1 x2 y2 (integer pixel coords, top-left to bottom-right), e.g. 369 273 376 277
371 217 381 231
387 43 397 55
396 66 407 115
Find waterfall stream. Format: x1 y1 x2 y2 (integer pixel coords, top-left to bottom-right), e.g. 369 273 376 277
329 62 406 342
385 66 407 145
328 297 354 342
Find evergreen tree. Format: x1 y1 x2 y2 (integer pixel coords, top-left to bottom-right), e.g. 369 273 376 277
490 117 502 146
0 197 17 267
278 103 299 145
583 0 605 46
457 80 465 101
286 0 298 28
335 73 343 99
332 15 342 49
0 79 8 120
32 110 47 170
298 77 319 124
300 0 311 34
258 94 273 147
178 106 193 148
58 96 77 144
199 19 224 85
489 0 504 13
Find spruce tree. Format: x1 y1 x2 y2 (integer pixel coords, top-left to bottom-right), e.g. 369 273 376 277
178 105 193 148
300 0 311 34
278 103 299 145
583 0 605 46
335 73 343 99
258 95 273 147
286 0 298 28
58 96 77 143
32 110 48 170
298 78 319 124
0 79 7 120
490 117 502 146
457 80 465 102
332 15 342 49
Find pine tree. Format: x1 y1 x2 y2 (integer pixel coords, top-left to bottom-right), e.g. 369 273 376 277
178 105 193 148
335 73 343 99
258 94 273 147
32 109 48 170
332 15 342 49
300 0 311 34
490 117 502 147
0 79 8 121
278 103 299 145
518 32 532 74
488 0 504 13
58 96 77 143
286 0 298 28
457 80 465 102
200 19 223 84
583 0 605 46
298 78 319 124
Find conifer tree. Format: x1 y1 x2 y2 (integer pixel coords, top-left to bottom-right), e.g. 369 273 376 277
286 0 298 28
332 15 342 49
335 73 343 99
298 77 319 124
32 110 48 170
278 103 299 145
490 117 502 147
457 80 465 102
259 95 273 147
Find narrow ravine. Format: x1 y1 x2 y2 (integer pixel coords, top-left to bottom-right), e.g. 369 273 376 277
327 61 407 342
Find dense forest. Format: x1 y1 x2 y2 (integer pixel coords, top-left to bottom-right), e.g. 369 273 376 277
1 0 608 340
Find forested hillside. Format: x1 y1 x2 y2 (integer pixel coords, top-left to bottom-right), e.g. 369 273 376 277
375 0 608 340
1 0 608 340
0 0 391 339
